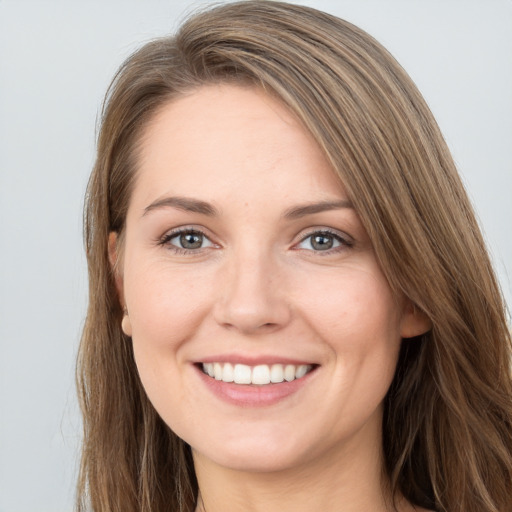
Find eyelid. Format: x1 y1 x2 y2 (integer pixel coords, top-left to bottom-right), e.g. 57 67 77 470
157 225 219 253
293 227 354 252
155 225 353 254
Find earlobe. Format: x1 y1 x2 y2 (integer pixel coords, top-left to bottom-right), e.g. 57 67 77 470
109 232 132 336
400 302 432 339
121 308 133 337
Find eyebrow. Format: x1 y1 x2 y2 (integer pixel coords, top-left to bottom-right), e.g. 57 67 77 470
283 199 354 219
142 196 353 219
143 196 219 217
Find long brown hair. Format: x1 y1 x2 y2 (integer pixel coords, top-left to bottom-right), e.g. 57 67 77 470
77 2 512 511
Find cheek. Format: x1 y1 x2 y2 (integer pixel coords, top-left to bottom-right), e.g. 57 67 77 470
295 265 402 348
122 255 215 398
126 258 210 344
124 261 215 431
295 266 402 402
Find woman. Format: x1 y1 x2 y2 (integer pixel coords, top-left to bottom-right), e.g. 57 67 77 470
76 2 512 511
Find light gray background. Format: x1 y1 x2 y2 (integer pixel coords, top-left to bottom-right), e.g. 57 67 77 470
1 1 511 510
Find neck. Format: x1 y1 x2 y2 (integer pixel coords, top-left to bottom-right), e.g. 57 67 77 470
193 418 403 512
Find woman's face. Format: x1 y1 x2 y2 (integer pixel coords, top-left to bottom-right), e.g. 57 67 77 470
115 85 427 473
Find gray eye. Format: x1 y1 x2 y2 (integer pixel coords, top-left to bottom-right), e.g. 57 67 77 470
179 232 204 249
165 230 214 251
297 232 343 251
310 234 334 250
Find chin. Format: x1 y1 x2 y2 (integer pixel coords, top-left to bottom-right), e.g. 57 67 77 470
194 445 309 474
188 421 328 474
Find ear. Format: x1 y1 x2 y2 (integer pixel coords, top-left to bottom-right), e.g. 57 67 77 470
108 232 133 336
400 301 432 339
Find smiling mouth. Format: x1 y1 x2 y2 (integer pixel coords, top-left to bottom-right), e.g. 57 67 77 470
200 362 316 385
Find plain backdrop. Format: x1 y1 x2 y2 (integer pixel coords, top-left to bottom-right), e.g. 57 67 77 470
0 1 511 510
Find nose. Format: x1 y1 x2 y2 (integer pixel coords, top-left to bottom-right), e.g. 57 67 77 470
213 249 291 335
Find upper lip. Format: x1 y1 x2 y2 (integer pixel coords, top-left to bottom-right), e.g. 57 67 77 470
195 354 318 366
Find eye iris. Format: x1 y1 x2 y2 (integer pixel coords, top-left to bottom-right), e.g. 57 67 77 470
311 234 334 250
180 232 203 249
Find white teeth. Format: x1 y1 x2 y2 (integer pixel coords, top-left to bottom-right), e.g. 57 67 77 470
222 362 234 383
284 364 296 382
252 365 271 385
233 364 252 384
295 364 308 379
270 364 284 383
201 362 313 385
205 363 215 377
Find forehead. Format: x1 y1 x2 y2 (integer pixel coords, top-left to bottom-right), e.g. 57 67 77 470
130 84 346 214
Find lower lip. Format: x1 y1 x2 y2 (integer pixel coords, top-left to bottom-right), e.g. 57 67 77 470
194 365 317 407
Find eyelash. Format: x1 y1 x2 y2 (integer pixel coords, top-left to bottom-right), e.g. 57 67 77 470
295 228 353 255
157 227 353 255
157 227 215 255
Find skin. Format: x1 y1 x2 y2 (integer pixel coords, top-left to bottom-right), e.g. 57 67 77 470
111 84 431 512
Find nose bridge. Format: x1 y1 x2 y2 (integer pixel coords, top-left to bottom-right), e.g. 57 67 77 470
214 241 290 333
